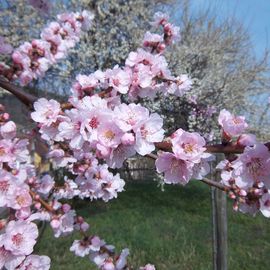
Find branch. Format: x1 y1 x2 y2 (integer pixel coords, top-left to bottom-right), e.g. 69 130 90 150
29 190 54 213
155 141 270 154
0 79 37 109
3 80 270 155
201 178 231 192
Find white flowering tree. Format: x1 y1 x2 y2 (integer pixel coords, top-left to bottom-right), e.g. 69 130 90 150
0 4 270 270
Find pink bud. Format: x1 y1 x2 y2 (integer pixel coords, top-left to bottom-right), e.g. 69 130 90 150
254 188 263 196
81 222 89 232
238 189 247 197
50 219 60 229
28 177 35 184
35 202 41 209
157 43 166 52
77 216 84 223
62 203 71 213
121 133 135 145
229 192 236 199
15 207 31 219
3 113 9 120
233 201 239 211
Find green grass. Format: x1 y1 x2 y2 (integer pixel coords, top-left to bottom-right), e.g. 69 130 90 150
36 181 270 270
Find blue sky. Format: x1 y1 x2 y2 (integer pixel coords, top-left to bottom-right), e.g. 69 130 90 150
184 0 270 58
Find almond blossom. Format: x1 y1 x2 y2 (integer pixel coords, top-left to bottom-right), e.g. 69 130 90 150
218 109 248 138
18 254 51 270
1 221 38 256
156 152 193 185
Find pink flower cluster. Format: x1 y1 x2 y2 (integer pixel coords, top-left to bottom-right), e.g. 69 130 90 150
215 109 270 217
70 236 130 270
156 128 212 185
0 10 94 85
0 105 140 269
5 8 270 270
218 109 248 139
70 12 191 101
218 142 270 217
0 106 52 269
31 95 165 201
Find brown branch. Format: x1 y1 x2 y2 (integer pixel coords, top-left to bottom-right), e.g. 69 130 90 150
155 141 270 154
0 79 37 109
201 178 231 192
29 190 54 213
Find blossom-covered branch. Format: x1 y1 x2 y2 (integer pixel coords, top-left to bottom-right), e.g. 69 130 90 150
1 9 270 270
0 10 94 86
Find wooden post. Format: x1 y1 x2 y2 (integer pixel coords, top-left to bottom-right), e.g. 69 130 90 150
211 154 228 270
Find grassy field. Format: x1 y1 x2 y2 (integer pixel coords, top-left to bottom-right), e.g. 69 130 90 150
36 181 270 270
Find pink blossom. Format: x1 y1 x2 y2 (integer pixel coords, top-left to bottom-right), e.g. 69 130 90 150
115 248 129 269
51 209 76 238
7 185 32 210
155 152 193 185
0 121 16 139
106 144 136 169
53 179 79 200
36 174 55 195
97 121 124 150
237 134 257 147
101 173 125 202
89 236 106 252
31 98 61 126
192 157 213 180
171 128 207 163
71 74 99 98
70 240 91 257
134 113 164 156
106 66 131 94
121 133 135 145
0 138 29 165
58 109 86 149
232 143 270 189
0 171 16 207
166 75 192 96
15 207 31 220
140 264 156 270
259 193 270 218
163 22 180 44
114 103 149 132
151 12 169 26
0 246 25 270
18 254 51 270
2 220 38 256
218 109 248 137
143 32 163 48
47 148 76 167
